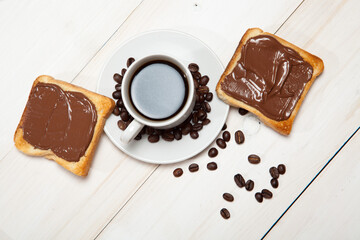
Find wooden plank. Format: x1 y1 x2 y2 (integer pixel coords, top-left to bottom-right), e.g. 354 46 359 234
266 129 360 239
0 0 304 239
0 0 142 160
96 0 360 239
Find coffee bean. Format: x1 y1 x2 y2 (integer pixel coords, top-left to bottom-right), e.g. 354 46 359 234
261 189 273 199
192 123 203 131
192 71 201 80
222 131 230 142
205 92 213 102
126 57 135 67
192 112 199 124
190 130 199 139
189 163 199 172
144 127 154 135
162 132 175 141
199 75 209 86
203 102 211 113
220 208 230 219
248 154 260 164
216 138 226 149
194 102 201 110
223 193 234 202
238 108 249 115
197 86 209 94
198 94 205 103
173 129 182 140
188 63 199 73
117 120 127 130
113 73 123 84
202 118 211 125
278 164 286 175
234 130 245 144
234 174 246 188
120 111 130 122
113 107 120 116
208 147 218 158
245 180 254 191
222 123 227 131
173 168 183 177
193 79 199 89
197 109 207 121
269 167 279 179
270 178 279 188
134 134 142 140
148 134 160 143
116 99 124 108
255 192 263 203
115 83 122 91
181 123 192 135
121 68 127 76
207 162 217 170
112 90 122 99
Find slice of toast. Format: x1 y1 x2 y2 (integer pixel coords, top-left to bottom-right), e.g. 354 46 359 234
216 28 324 135
14 75 115 176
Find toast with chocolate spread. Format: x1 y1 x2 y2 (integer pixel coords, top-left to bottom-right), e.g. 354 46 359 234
216 28 324 135
14 75 115 176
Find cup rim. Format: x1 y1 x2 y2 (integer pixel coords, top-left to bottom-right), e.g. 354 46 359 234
121 54 195 128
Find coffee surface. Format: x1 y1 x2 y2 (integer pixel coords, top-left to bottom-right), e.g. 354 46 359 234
221 35 313 121
130 60 187 120
22 83 97 162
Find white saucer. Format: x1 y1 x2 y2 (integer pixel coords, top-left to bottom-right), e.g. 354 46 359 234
97 30 229 164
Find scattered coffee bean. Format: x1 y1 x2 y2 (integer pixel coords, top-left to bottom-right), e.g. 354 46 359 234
194 102 201 110
278 164 286 175
173 168 183 177
261 189 273 199
117 120 127 130
207 162 217 170
181 124 192 135
202 118 211 125
234 130 245 144
234 174 246 188
126 57 135 67
162 132 175 141
120 111 130 122
148 134 159 143
113 107 120 116
216 138 226 149
205 92 213 102
173 129 182 140
113 73 122 84
270 178 279 188
222 131 231 142
255 192 263 203
248 154 260 164
222 123 227 131
188 63 199 73
203 102 211 113
245 180 254 191
189 163 199 172
269 167 279 179
112 90 122 99
238 108 249 115
208 147 218 158
192 71 201 80
198 94 205 103
197 109 207 121
223 193 234 202
115 83 122 91
190 130 199 139
192 112 199 124
199 75 209 86
116 99 124 108
192 123 203 131
121 68 127 76
220 208 230 219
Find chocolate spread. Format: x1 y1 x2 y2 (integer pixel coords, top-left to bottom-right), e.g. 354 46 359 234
22 83 97 162
221 35 313 121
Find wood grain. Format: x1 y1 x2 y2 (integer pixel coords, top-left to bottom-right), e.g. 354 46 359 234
97 0 360 239
266 129 360 240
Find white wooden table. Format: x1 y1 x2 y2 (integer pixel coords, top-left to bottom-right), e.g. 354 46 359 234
0 0 359 239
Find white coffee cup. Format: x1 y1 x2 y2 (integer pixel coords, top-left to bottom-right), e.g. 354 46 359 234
120 54 195 144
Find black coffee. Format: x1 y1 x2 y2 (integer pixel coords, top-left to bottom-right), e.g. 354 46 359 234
129 60 188 120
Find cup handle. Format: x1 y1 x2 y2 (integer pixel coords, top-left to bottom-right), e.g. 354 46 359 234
120 120 144 144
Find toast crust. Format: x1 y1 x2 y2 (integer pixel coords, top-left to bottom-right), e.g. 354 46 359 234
14 75 115 176
216 28 324 135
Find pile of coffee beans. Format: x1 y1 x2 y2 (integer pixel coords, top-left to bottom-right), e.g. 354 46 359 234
269 164 286 189
112 59 213 143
